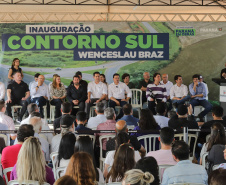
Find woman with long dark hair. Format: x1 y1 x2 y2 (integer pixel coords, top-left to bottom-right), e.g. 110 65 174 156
8 58 24 82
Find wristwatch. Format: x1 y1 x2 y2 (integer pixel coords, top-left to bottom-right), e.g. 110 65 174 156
36 86 39 88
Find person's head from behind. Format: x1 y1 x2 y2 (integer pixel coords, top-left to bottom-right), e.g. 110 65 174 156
0 100 6 113
212 105 223 119
76 111 87 125
30 112 42 119
207 122 226 152
34 73 40 82
96 102 105 114
115 132 130 151
160 127 174 146
60 114 75 135
17 136 46 184
65 152 96 185
156 102 167 116
116 120 128 133
168 110 176 119
174 75 182 85
58 132 76 163
17 124 35 143
177 104 188 118
75 136 94 157
104 107 115 120
208 168 226 185
29 117 42 134
122 73 130 84
171 140 189 162
139 109 158 130
134 157 160 185
123 169 155 185
107 143 135 182
123 104 133 116
61 102 72 114
27 103 39 115
54 175 77 185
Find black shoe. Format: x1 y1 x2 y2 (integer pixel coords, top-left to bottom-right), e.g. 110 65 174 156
198 114 204 122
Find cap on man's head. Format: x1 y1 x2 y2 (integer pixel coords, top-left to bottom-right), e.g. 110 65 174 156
177 104 188 115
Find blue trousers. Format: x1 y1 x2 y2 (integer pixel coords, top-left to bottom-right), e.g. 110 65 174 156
190 99 212 118
31 96 47 118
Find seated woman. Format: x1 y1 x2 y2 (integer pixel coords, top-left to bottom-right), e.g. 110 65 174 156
103 132 141 178
65 152 96 185
49 74 67 119
74 136 104 184
57 132 76 168
106 143 135 183
10 137 55 185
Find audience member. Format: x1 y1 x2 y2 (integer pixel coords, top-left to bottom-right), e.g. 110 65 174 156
6 71 29 121
138 72 152 104
10 137 55 185
131 109 160 138
134 157 160 185
30 75 50 118
146 127 176 165
104 132 141 178
8 58 24 82
146 73 167 115
53 102 75 131
108 73 132 120
57 132 76 168
106 120 146 157
49 74 67 118
154 102 169 128
75 71 88 90
29 73 40 90
106 143 135 183
67 75 86 114
118 104 139 126
170 75 190 107
65 152 96 185
189 74 212 122
1 124 34 180
75 111 93 134
85 72 107 118
51 114 75 153
100 74 107 85
208 168 226 185
0 100 17 140
161 140 208 185
29 117 50 161
0 81 5 100
123 169 155 185
161 73 173 110
54 175 77 185
74 136 104 183
87 102 107 129
167 110 176 119
122 73 135 89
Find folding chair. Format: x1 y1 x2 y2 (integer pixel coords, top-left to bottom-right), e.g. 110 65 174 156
137 134 160 153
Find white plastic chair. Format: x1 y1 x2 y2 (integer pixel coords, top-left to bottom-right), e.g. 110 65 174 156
106 183 122 185
212 164 220 171
174 133 198 160
3 167 14 184
55 166 66 180
137 134 160 153
50 152 58 180
11 105 22 121
89 106 96 118
201 153 208 168
99 134 115 171
8 180 50 185
50 105 55 122
206 134 210 142
159 164 174 183
131 89 142 118
194 106 207 122
76 134 96 148
0 134 8 146
43 105 47 120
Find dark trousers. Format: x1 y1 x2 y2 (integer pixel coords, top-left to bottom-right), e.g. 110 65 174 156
148 99 162 115
71 101 85 116
190 99 212 118
7 99 28 119
85 99 107 118
109 99 127 120
50 99 62 119
31 96 47 118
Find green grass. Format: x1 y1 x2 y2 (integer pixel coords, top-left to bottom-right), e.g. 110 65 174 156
82 68 106 75
23 71 51 76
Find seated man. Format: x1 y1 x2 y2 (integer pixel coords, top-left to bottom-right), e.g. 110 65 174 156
87 102 107 129
85 72 107 118
161 74 173 110
189 74 212 122
30 75 49 118
118 104 139 126
170 75 190 107
75 111 93 135
6 71 30 122
146 73 167 115
154 102 169 128
108 73 132 120
67 75 86 115
138 72 152 105
146 127 176 165
122 73 135 89
162 141 208 185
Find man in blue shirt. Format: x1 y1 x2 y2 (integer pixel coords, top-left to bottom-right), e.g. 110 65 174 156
189 74 212 122
162 140 208 185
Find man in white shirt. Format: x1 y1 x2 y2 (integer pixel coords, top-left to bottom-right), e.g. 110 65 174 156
85 72 107 118
146 127 176 165
161 74 173 110
86 102 107 129
29 116 50 161
30 75 49 118
154 102 169 128
0 82 5 100
108 73 132 120
29 73 40 91
170 75 191 107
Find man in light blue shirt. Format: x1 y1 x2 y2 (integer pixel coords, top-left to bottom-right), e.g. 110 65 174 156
189 74 212 122
161 140 208 185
